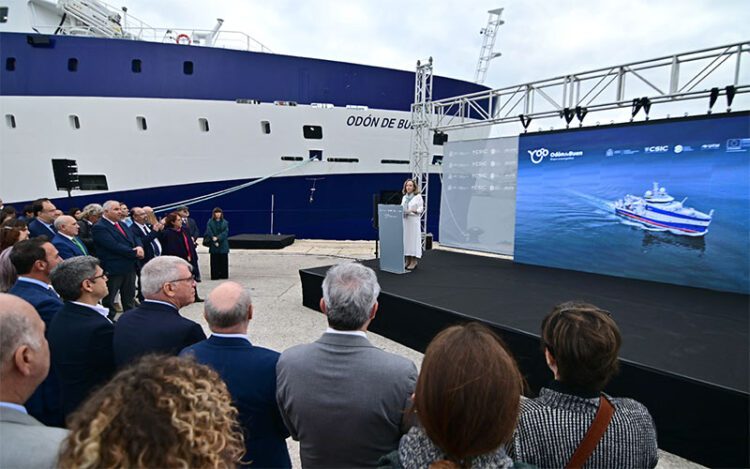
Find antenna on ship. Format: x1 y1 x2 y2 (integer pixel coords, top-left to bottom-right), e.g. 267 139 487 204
474 7 504 84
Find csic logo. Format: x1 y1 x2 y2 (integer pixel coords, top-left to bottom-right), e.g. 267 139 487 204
528 148 549 164
644 145 669 153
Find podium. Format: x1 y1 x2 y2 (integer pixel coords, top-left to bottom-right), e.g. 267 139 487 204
378 204 408 274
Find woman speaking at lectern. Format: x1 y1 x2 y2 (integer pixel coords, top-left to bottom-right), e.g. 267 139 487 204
402 178 424 270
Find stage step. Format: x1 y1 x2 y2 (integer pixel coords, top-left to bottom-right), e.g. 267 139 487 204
227 234 295 250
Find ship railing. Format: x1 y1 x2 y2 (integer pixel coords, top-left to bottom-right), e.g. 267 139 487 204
121 27 273 53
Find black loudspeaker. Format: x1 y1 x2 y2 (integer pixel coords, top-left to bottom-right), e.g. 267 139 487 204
27 34 53 47
433 131 448 145
51 159 79 191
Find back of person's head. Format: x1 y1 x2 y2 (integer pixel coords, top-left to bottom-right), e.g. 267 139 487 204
59 355 244 468
322 262 380 330
1 219 28 252
0 293 49 392
50 256 100 302
414 322 523 466
9 237 49 275
140 255 191 297
80 203 103 221
32 198 50 217
204 282 252 329
542 301 621 392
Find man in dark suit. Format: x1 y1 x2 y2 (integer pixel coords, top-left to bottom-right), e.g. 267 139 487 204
0 293 68 468
276 263 418 468
7 238 64 427
51 215 88 259
130 207 164 301
176 205 201 281
48 256 115 419
27 198 58 239
92 200 144 320
182 282 291 468
113 255 205 368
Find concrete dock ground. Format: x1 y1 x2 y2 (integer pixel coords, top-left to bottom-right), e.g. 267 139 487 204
180 240 703 469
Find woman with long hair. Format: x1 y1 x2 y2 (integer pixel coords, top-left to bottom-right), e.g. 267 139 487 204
58 355 245 468
0 219 29 292
159 212 203 301
204 207 230 280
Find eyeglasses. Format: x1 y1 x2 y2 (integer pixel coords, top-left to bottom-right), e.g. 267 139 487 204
169 276 195 285
88 272 108 282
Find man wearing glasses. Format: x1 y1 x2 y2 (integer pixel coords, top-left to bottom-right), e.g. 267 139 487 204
112 256 205 368
48 256 114 419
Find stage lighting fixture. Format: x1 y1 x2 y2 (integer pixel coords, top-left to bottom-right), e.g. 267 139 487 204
708 87 720 113
561 107 575 127
518 114 532 131
631 98 643 120
726 85 737 111
432 131 448 145
641 97 652 120
575 106 588 126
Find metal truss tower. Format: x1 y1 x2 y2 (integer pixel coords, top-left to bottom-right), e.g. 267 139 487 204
474 7 505 84
410 57 434 246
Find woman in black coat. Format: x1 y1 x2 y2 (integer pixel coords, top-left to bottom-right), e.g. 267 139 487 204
159 212 203 301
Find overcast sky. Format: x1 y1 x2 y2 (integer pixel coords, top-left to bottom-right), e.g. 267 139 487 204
117 0 748 88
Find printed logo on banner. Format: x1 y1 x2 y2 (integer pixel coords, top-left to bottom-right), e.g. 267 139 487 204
528 148 583 164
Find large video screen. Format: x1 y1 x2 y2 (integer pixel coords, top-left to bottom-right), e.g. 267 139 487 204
515 113 750 294
439 137 518 255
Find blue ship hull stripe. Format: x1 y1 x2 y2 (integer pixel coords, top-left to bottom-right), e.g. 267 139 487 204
615 210 708 233
645 204 711 221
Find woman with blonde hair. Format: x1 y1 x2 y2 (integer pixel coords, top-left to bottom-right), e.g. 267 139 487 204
401 178 423 270
59 354 245 468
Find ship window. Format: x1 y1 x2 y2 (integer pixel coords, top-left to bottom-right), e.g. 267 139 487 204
67 58 78 72
303 125 323 139
5 57 15 71
78 175 109 191
381 159 410 165
0 7 8 23
183 61 193 75
281 156 303 161
69 115 80 129
132 59 142 73
309 150 323 161
261 120 271 134
327 157 359 163
136 116 148 131
198 118 209 132
5 114 16 129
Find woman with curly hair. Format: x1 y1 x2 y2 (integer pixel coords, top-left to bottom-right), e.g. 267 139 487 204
58 354 245 468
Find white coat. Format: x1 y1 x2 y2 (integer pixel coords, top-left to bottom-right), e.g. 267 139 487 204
401 193 424 258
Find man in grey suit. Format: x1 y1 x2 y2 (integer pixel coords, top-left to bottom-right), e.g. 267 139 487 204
0 293 68 469
276 263 417 468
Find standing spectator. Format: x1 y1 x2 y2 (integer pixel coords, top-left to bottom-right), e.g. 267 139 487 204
1 205 16 223
160 212 203 301
92 200 143 320
18 204 35 222
381 323 528 469
51 215 88 259
205 207 230 280
48 256 115 419
511 302 658 468
119 202 133 227
113 256 205 368
177 205 201 244
77 203 103 256
130 207 164 302
28 199 58 239
0 293 68 469
58 355 244 468
182 281 291 468
67 207 82 219
8 238 64 427
0 219 29 293
276 262 417 468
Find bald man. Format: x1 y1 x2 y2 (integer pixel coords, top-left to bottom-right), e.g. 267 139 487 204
0 294 68 469
52 215 88 259
181 282 291 468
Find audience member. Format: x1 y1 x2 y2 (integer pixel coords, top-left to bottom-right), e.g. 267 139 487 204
381 323 528 469
113 256 205 367
58 355 245 468
119 202 133 227
28 198 58 238
1 205 16 223
511 302 658 468
92 200 143 320
276 262 417 468
182 281 292 468
67 207 82 219
177 205 201 244
8 237 64 426
130 206 163 301
52 215 89 259
48 256 115 420
160 211 203 301
205 206 230 279
19 204 35 222
77 203 102 255
0 219 29 293
0 293 68 468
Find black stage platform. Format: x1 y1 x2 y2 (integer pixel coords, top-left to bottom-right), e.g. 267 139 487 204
227 234 295 249
300 249 749 468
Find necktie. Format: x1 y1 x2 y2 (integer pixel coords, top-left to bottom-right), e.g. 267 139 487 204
115 222 127 237
143 225 161 256
72 237 88 255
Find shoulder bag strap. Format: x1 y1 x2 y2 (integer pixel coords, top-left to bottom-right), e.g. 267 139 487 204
565 395 615 469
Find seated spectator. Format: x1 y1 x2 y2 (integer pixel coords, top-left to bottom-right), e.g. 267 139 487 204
52 215 89 259
511 302 658 468
113 256 205 368
380 323 528 469
58 355 244 468
48 256 115 419
0 293 68 469
182 281 292 468
0 219 29 292
276 262 417 468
